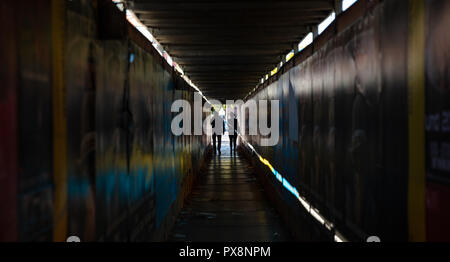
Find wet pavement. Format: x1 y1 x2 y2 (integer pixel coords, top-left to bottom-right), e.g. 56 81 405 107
170 144 290 242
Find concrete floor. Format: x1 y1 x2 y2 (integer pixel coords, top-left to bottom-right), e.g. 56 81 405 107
170 144 290 242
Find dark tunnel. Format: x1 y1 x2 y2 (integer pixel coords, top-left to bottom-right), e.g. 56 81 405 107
1 0 450 244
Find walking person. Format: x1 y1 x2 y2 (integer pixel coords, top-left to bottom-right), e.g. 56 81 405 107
211 108 225 155
228 112 238 155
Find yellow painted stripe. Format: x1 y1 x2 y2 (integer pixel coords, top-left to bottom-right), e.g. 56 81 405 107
407 0 426 242
51 0 68 242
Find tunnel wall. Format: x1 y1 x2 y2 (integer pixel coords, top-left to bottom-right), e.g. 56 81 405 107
10 1 55 242
424 0 450 242
0 1 18 242
65 0 210 242
243 0 450 242
0 0 210 242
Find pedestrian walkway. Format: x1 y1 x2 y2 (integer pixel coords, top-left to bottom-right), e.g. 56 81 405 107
170 144 290 242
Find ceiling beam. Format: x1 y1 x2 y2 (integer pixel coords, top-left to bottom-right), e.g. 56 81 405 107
140 18 324 28
173 55 280 64
186 71 267 76
136 12 329 21
130 1 333 12
182 64 274 71
155 35 304 43
165 44 297 54
150 28 310 38
190 76 266 81
164 48 292 56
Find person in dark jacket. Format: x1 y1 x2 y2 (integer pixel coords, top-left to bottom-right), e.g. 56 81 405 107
228 112 238 155
211 108 225 155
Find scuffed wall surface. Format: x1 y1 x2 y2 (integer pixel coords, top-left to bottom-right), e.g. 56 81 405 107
0 0 208 241
65 1 98 241
16 0 54 242
425 0 450 242
95 40 130 241
244 2 410 241
0 1 18 242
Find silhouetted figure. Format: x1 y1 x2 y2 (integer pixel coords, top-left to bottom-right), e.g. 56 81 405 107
228 113 238 155
211 108 225 155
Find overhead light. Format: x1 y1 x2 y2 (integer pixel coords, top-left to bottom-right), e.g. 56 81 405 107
342 0 358 11
270 67 278 76
318 12 336 35
286 50 295 62
174 62 184 75
115 2 211 103
163 52 173 67
298 32 313 52
112 0 125 11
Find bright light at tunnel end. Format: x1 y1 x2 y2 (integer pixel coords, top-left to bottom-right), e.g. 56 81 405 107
171 94 281 147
